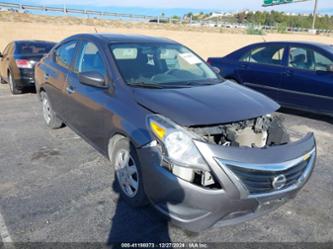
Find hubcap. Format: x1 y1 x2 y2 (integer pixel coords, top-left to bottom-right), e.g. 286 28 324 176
115 149 139 198
42 96 52 124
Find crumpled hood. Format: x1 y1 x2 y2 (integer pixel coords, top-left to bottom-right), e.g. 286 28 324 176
133 81 280 127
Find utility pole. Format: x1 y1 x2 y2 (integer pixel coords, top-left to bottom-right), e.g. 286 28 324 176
311 0 318 30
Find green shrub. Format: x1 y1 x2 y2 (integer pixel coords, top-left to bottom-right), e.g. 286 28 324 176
246 25 265 35
277 23 287 33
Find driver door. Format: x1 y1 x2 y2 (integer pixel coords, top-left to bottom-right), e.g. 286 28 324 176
62 40 111 147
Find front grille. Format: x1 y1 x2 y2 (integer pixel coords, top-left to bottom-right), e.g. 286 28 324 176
227 159 309 195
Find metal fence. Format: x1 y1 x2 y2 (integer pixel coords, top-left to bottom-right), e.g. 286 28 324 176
0 2 330 33
0 1 173 23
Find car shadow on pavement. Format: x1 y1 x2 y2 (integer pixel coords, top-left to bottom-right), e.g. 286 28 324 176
21 87 37 94
107 178 184 247
279 107 333 125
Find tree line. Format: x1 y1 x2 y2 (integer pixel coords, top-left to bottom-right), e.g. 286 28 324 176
237 11 333 30
184 11 333 30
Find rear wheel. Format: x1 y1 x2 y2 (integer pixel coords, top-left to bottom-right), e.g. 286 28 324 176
41 91 63 129
8 72 22 95
110 137 148 207
0 75 6 84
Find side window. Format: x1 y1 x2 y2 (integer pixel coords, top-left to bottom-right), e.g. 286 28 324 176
55 41 77 68
240 46 285 66
313 51 333 72
240 50 251 62
288 47 314 71
76 42 106 76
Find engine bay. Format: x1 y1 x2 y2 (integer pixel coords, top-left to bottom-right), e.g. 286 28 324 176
188 114 290 148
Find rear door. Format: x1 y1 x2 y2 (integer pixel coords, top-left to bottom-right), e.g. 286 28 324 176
237 44 287 101
44 40 79 119
279 45 333 115
62 40 111 147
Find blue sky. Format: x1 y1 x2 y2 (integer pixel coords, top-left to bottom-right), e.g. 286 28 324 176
5 0 333 16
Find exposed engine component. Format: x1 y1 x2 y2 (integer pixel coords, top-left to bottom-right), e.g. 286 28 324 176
161 157 220 188
161 114 290 189
188 115 289 148
172 165 195 182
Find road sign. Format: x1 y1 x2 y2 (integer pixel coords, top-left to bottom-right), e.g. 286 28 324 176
263 0 311 7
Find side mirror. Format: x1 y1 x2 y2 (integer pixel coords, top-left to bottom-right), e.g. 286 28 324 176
79 71 108 88
212 66 221 74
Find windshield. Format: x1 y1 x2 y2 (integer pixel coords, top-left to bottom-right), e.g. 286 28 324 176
110 43 219 87
15 42 55 55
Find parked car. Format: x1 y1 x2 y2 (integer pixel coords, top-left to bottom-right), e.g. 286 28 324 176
0 40 56 94
35 34 316 232
208 41 333 117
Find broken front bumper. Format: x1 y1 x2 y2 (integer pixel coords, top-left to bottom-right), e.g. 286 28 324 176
138 133 316 232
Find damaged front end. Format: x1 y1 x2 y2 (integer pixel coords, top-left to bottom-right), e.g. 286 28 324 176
139 113 316 231
188 114 290 148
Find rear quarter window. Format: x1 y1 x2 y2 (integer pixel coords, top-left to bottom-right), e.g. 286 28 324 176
54 41 77 68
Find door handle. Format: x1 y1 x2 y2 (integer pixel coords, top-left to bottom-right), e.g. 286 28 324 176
66 86 75 94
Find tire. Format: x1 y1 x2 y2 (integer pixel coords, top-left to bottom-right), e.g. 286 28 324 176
8 72 22 94
0 75 6 84
40 91 63 129
110 137 148 207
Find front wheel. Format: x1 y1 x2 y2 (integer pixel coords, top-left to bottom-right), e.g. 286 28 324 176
40 91 63 129
110 137 148 207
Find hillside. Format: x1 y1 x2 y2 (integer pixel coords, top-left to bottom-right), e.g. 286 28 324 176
0 11 332 59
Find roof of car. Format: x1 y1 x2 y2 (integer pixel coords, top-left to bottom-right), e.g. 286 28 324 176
248 41 333 52
66 33 178 44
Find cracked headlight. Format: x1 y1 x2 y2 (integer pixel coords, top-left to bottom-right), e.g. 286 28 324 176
147 114 209 171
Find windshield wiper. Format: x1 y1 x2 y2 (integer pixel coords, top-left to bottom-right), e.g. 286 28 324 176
130 82 191 89
129 82 164 89
183 79 225 86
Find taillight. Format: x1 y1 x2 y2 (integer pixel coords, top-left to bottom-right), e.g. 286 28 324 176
15 59 33 69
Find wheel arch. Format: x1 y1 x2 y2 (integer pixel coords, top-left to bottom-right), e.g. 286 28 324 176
107 133 130 163
38 86 46 100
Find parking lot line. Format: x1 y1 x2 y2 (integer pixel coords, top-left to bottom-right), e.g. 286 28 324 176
0 210 12 243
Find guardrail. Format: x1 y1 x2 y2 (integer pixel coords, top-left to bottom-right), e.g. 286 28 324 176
0 2 330 33
0 1 172 23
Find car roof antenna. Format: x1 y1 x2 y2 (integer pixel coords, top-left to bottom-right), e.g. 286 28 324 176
94 27 98 33
262 37 266 42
